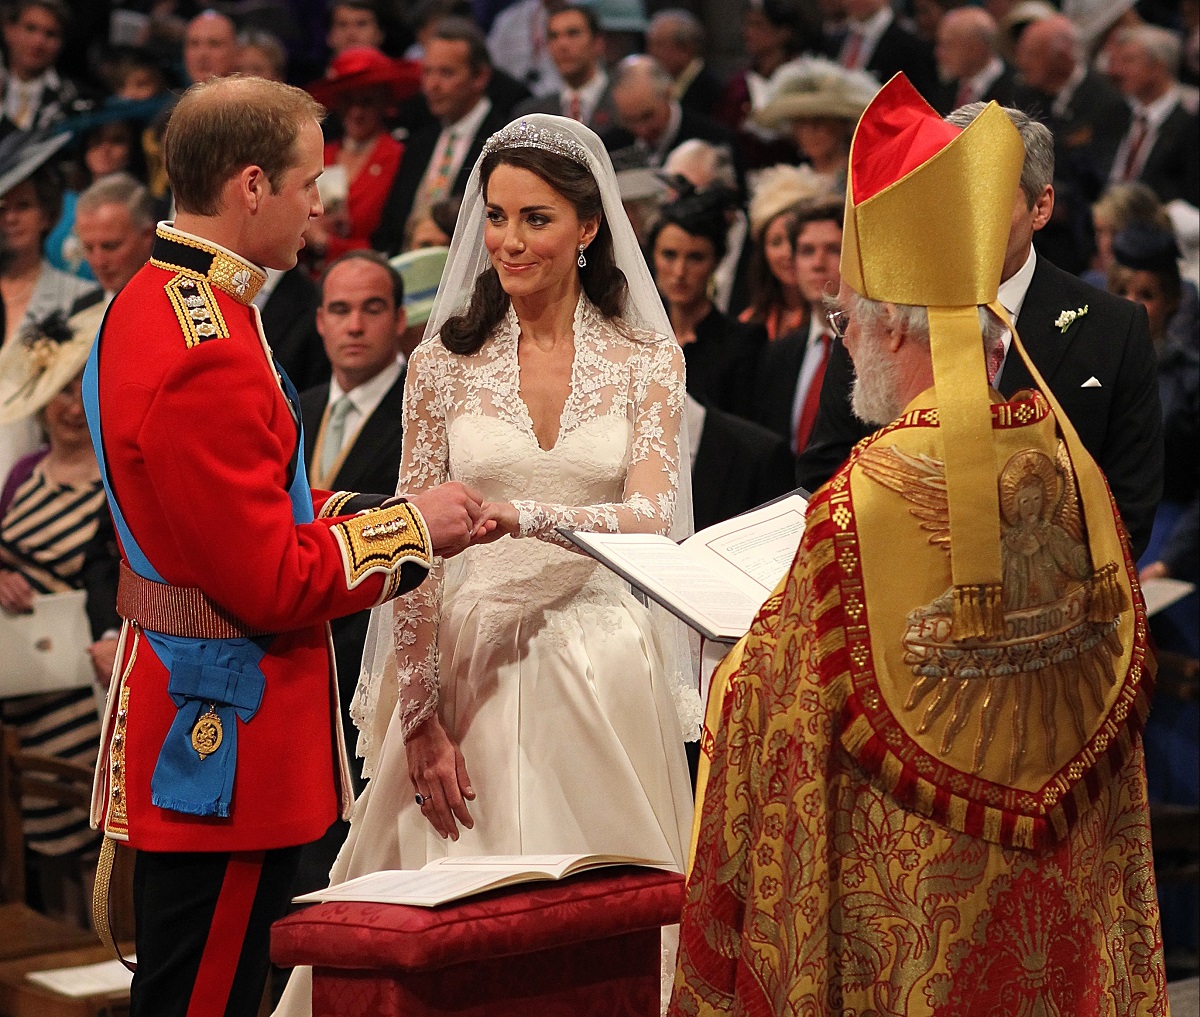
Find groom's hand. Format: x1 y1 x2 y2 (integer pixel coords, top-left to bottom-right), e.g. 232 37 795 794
406 483 485 557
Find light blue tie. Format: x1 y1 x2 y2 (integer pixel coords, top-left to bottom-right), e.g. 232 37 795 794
320 395 353 480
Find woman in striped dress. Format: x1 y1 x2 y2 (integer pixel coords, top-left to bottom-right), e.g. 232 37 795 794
0 302 119 922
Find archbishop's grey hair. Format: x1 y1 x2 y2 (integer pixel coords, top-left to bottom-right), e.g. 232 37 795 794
946 103 1053 209
847 292 1007 351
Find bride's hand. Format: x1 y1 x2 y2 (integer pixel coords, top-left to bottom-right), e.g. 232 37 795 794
472 502 520 543
405 715 475 840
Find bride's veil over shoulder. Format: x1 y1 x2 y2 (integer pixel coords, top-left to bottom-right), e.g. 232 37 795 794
355 114 701 778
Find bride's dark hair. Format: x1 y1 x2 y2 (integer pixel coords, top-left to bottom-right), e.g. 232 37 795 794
440 148 628 355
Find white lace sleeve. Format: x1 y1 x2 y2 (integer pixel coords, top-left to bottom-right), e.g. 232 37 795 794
514 339 684 545
391 343 447 742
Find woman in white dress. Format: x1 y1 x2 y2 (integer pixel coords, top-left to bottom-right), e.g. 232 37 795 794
276 114 699 1014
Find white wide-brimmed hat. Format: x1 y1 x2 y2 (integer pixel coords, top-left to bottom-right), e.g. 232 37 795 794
0 298 107 424
751 57 880 133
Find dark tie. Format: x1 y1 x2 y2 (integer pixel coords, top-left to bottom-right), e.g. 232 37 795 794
795 334 831 454
1119 114 1149 181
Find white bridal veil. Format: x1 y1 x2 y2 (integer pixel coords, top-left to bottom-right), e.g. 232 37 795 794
354 114 701 776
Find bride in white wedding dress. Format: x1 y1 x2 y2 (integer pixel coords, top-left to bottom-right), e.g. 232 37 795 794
275 115 698 1015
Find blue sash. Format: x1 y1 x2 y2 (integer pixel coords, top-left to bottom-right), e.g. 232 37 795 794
82 325 315 817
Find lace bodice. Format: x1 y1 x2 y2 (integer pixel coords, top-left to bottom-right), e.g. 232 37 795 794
383 296 686 742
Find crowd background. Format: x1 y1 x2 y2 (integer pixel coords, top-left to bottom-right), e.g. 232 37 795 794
0 0 1194 986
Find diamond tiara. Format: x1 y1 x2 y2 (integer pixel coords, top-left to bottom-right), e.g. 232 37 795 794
481 119 591 168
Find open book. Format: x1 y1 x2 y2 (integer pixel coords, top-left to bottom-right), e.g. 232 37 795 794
292 853 676 908
561 491 808 643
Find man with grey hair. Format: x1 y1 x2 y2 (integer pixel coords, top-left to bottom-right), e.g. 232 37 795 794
1107 24 1199 207
73 172 156 304
646 9 724 117
933 7 1018 113
1013 14 1129 202
798 101 1162 560
603 54 740 184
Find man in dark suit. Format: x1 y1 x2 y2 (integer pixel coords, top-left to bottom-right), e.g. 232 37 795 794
1106 24 1200 208
689 395 794 532
602 54 743 189
932 7 1019 115
756 199 844 454
256 266 330 392
1014 15 1130 199
647 9 724 118
837 0 937 99
797 104 1162 559
372 17 510 255
301 251 409 780
513 5 619 134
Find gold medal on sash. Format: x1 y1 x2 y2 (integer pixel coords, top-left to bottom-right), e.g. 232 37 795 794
191 705 223 761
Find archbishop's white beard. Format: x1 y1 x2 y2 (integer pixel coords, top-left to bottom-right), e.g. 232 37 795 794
850 329 903 427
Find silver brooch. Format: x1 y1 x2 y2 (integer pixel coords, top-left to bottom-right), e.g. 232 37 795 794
482 120 590 167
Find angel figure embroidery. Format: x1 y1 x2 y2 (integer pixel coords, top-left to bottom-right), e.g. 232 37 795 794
858 442 1125 783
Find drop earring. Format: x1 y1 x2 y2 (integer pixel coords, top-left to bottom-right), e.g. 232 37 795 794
577 244 587 268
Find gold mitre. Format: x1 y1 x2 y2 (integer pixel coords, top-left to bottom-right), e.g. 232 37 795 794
841 76 1023 638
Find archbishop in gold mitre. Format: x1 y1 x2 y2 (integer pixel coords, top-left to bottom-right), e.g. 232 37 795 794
670 75 1166 1017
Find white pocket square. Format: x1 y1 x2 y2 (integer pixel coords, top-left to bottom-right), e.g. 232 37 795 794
1081 376 1102 388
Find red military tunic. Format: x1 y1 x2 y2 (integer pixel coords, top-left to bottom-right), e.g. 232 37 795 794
89 223 431 853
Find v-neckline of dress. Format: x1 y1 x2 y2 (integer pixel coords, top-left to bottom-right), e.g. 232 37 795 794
509 294 587 453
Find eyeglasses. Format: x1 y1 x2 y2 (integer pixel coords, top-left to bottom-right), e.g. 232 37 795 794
826 307 849 341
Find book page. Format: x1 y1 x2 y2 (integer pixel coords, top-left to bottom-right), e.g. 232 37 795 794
26 957 136 997
1140 576 1195 616
579 533 764 635
687 495 808 594
294 867 512 906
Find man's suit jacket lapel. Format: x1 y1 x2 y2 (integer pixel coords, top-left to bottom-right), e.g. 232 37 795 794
452 106 511 197
999 258 1076 397
373 127 440 253
332 370 407 492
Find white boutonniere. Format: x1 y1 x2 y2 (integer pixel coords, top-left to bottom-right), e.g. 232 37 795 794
232 268 252 296
1054 304 1088 332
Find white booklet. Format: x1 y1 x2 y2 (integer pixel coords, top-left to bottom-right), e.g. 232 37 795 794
561 491 809 643
1140 576 1195 616
26 955 135 997
0 589 95 697
293 853 676 908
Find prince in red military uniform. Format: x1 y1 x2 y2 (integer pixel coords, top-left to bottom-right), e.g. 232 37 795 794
83 77 483 1017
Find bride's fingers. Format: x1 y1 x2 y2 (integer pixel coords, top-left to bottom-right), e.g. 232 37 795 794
455 748 476 802
423 780 458 840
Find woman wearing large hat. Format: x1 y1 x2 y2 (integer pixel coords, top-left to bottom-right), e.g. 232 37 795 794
751 57 880 186
0 298 119 924
306 47 421 268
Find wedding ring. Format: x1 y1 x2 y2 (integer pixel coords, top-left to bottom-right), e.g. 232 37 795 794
414 793 425 806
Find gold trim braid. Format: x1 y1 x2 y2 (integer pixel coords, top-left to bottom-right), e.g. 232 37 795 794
92 836 136 973
331 501 432 590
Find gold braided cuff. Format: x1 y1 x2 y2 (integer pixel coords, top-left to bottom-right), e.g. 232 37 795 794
331 501 432 594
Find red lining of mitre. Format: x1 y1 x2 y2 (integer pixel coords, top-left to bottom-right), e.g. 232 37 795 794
850 74 963 204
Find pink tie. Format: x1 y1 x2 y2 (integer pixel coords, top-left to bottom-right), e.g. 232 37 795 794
841 31 864 69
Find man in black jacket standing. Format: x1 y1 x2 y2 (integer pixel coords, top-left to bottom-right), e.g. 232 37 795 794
797 104 1162 559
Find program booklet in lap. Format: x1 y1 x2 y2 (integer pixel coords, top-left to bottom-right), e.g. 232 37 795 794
293 854 677 907
0 589 95 696
561 491 809 643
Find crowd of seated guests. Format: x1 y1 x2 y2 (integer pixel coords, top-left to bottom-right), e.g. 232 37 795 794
0 0 1194 967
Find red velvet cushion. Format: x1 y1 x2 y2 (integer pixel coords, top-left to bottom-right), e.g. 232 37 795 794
271 867 684 971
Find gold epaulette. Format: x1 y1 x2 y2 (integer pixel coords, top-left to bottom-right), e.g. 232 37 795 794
164 273 229 348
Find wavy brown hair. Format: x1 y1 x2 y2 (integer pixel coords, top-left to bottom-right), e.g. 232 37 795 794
440 147 628 355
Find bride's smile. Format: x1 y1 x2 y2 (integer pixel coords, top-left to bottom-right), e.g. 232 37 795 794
484 164 597 301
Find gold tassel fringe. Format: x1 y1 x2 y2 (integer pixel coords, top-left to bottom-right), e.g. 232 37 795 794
951 583 1006 641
